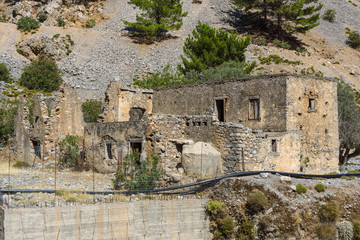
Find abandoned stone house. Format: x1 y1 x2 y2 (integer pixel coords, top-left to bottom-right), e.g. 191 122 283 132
12 74 339 183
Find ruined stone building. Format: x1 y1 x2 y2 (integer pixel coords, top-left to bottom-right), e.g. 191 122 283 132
84 74 339 184
12 74 339 184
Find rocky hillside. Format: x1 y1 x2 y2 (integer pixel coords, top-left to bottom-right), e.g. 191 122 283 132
0 0 359 99
203 174 360 239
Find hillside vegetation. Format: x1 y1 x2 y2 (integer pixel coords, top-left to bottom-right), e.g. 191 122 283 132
0 0 359 99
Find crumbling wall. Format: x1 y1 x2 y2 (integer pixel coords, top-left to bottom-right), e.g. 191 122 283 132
100 81 153 122
14 83 85 163
286 76 339 173
84 121 146 173
146 114 290 183
153 75 288 132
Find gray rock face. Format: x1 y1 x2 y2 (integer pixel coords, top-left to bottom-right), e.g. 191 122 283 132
17 35 74 61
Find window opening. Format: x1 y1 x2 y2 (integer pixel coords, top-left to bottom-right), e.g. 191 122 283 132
130 142 142 153
215 99 225 122
271 139 279 153
32 140 41 158
309 98 316 110
249 98 260 120
106 143 113 159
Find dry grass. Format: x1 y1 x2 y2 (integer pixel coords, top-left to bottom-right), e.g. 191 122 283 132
0 160 28 175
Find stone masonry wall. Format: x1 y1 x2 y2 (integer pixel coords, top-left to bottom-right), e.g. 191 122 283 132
14 83 85 163
146 114 271 184
286 76 339 173
100 81 153 122
1 199 211 240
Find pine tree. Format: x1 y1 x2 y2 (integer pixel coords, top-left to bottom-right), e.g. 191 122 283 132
179 22 252 73
123 0 188 40
234 0 323 34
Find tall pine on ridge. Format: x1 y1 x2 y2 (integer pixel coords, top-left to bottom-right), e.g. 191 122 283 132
234 0 323 35
123 0 188 41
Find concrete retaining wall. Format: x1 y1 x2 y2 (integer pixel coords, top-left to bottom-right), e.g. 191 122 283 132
1 199 211 240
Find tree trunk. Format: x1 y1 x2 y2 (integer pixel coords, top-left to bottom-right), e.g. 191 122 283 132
339 148 350 165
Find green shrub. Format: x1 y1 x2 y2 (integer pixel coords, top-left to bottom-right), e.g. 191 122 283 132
213 230 224 240
57 17 65 27
86 19 96 28
319 201 339 223
341 175 355 180
346 31 360 49
273 40 291 49
296 184 307 194
220 216 235 237
258 55 301 65
347 170 360 174
81 100 102 123
258 37 267 46
19 57 63 92
237 220 256 239
354 221 360 240
37 11 47 22
17 17 40 32
323 10 336 23
206 200 225 215
0 98 19 146
336 221 353 240
316 224 337 240
60 135 80 168
13 160 31 168
66 196 77 203
246 189 268 214
55 190 65 196
0 63 13 83
53 33 60 39
113 152 162 190
315 183 326 192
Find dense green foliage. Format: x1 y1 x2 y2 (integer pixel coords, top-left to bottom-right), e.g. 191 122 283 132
113 151 161 190
206 200 225 215
323 9 336 23
57 17 66 27
346 31 360 49
60 135 80 168
0 63 13 83
179 22 252 73
134 60 255 89
319 201 339 223
81 100 102 123
233 0 323 34
220 216 235 237
133 64 186 89
237 220 256 239
123 0 187 40
296 183 307 194
246 189 268 214
337 81 360 164
314 183 326 192
354 221 360 240
17 17 40 32
86 19 96 28
316 224 337 240
19 58 62 92
37 11 48 23
0 98 19 146
185 61 256 82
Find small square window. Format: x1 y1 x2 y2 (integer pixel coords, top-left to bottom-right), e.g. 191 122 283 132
249 98 260 120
